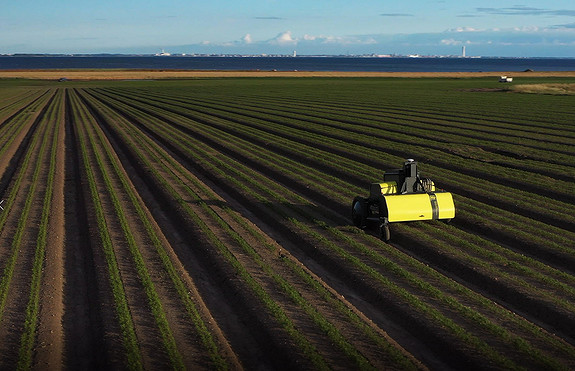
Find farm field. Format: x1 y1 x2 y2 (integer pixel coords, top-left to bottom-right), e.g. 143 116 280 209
0 76 574 370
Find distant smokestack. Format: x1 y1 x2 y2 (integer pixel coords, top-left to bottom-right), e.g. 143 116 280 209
462 46 466 57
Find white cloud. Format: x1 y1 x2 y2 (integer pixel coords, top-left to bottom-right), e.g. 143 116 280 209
264 31 378 47
512 26 538 32
449 27 482 33
441 38 463 45
242 34 253 44
160 25 575 57
269 31 297 45
476 6 575 17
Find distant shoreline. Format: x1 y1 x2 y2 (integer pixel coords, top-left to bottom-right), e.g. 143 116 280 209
2 69 575 80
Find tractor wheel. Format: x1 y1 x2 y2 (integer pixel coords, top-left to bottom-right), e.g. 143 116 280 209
379 223 391 242
352 197 367 228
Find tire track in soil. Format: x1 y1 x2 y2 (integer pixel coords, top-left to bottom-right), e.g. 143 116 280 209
0 91 57 369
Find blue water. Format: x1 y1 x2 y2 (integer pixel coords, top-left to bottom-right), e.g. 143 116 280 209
1 56 574 72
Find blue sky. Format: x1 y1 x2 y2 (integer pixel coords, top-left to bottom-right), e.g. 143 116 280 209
2 0 575 57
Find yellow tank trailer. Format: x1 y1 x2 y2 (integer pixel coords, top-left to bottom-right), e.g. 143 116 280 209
352 159 455 241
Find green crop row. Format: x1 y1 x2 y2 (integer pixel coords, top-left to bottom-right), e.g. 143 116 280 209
229 96 575 174
17 90 64 370
92 89 363 206
0 92 56 325
86 87 569 369
79 80 574 369
68 90 143 371
161 90 575 166
96 86 574 279
99 87 575 244
0 89 47 124
83 88 421 369
0 91 54 158
176 97 574 196
105 87 575 206
121 86 575 160
235 78 575 130
77 89 228 370
85 93 332 370
237 93 575 143
84 110 185 369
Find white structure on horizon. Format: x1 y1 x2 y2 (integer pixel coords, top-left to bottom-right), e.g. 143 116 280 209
462 46 466 58
293 50 297 57
155 49 171 56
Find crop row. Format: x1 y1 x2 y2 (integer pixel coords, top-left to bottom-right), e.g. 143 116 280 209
0 89 63 369
105 86 575 202
89 87 575 312
127 84 575 154
80 82 575 369
135 89 575 193
133 87 575 167
96 87 575 256
78 87 422 370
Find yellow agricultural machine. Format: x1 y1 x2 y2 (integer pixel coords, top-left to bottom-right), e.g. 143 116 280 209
352 159 455 241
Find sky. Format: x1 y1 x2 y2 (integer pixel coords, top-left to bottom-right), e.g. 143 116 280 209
1 0 575 57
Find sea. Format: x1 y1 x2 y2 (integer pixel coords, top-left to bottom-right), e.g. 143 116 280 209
1 55 575 73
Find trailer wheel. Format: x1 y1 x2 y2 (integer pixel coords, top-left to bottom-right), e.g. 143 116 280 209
379 223 391 242
352 197 367 228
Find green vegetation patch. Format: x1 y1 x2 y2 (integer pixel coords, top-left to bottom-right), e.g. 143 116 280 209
511 83 575 95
